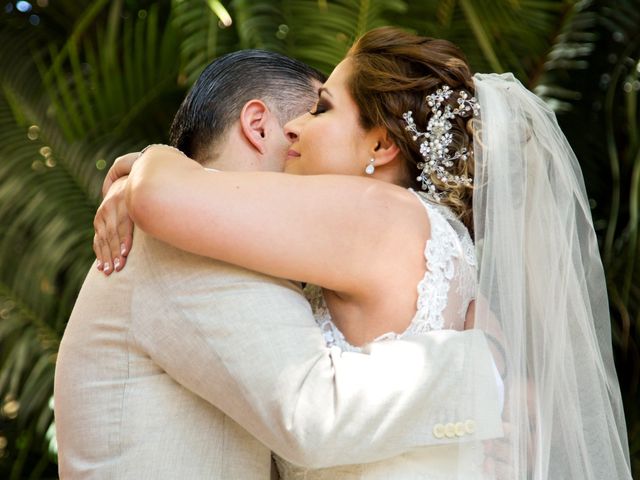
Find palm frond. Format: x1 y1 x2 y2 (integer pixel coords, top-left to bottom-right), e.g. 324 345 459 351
281 0 406 73
41 2 181 144
388 0 575 83
172 0 240 84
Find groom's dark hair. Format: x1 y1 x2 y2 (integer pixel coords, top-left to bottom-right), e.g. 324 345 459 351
169 50 326 164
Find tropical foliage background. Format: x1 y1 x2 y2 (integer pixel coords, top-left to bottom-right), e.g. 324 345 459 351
0 0 638 477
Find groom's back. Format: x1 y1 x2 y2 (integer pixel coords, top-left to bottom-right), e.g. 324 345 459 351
54 231 271 479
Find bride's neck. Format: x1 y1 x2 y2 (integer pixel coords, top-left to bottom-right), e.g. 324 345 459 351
371 161 411 189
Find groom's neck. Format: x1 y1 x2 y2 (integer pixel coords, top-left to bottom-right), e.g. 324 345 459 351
205 154 257 172
203 128 264 172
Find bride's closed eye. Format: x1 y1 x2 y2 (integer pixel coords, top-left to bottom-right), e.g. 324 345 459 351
309 99 331 116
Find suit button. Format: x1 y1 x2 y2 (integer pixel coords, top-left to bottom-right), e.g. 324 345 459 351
433 423 445 439
454 422 466 437
444 423 456 438
464 419 476 434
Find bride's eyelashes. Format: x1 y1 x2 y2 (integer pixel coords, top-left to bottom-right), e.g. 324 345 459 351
309 99 331 116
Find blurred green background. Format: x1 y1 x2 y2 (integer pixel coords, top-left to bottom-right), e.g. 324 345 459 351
0 0 638 478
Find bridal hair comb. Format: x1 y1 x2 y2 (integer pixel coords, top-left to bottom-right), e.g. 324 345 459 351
402 85 479 202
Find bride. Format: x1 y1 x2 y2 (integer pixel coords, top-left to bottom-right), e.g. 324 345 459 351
96 27 631 479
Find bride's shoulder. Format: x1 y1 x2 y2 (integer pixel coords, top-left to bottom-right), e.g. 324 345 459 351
322 176 431 236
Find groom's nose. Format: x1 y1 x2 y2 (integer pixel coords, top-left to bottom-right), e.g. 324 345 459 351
283 117 302 144
285 129 298 143
284 126 298 144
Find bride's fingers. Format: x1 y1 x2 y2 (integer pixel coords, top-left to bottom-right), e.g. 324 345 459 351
116 185 133 259
93 225 113 275
484 439 510 464
483 428 512 476
483 456 495 475
92 234 103 271
484 457 513 479
96 176 131 272
93 203 116 275
105 208 124 272
114 206 133 271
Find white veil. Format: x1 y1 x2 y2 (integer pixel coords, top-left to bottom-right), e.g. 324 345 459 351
471 73 631 479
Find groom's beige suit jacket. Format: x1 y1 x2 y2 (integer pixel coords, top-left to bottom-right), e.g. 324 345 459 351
54 231 502 479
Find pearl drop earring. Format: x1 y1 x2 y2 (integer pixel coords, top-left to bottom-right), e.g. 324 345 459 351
365 157 375 175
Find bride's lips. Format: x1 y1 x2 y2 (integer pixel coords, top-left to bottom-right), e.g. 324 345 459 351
287 149 301 158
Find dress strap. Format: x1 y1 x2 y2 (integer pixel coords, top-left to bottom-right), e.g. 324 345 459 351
405 189 461 333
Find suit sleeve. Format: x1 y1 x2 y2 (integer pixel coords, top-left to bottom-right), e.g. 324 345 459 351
130 233 502 468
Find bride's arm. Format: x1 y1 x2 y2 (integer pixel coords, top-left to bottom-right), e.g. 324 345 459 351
126 146 425 296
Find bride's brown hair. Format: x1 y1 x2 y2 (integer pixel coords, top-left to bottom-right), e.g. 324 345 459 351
347 27 475 232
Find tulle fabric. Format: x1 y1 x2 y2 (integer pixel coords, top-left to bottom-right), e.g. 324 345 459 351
470 73 631 479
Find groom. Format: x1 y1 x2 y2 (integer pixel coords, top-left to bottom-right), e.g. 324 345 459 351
54 50 502 479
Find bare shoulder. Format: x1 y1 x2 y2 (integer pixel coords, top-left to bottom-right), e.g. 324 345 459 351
310 175 431 284
317 178 432 343
300 175 430 231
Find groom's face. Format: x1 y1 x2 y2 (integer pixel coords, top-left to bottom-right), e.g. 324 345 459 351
260 79 323 173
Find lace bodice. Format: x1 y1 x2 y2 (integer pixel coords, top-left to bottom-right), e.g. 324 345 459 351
276 192 480 480
314 190 476 352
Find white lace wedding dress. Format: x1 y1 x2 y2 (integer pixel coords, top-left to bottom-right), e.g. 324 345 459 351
275 191 491 480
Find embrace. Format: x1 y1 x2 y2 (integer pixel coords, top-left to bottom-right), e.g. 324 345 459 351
54 27 631 479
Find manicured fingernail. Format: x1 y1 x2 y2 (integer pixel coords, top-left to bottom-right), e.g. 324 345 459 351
121 243 127 256
96 259 102 270
114 258 121 270
103 262 110 272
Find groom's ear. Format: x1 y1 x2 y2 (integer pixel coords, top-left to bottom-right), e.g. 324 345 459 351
239 99 270 155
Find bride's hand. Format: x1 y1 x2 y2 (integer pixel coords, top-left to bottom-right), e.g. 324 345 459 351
483 429 512 478
102 152 139 197
93 152 139 274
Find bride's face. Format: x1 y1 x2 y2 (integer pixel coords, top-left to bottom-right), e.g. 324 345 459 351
283 58 377 176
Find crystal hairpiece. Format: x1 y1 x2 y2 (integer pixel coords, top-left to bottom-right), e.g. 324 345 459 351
402 85 480 202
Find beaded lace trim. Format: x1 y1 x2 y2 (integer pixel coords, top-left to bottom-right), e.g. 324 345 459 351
280 196 478 479
409 194 457 333
314 190 475 352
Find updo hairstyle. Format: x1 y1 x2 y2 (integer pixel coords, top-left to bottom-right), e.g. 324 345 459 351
347 27 476 232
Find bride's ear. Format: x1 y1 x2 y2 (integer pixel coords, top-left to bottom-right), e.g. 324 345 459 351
371 127 400 167
239 99 270 155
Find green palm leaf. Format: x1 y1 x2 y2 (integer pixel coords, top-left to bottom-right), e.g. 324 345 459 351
1 0 638 476
41 2 181 144
172 0 240 84
387 0 575 82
